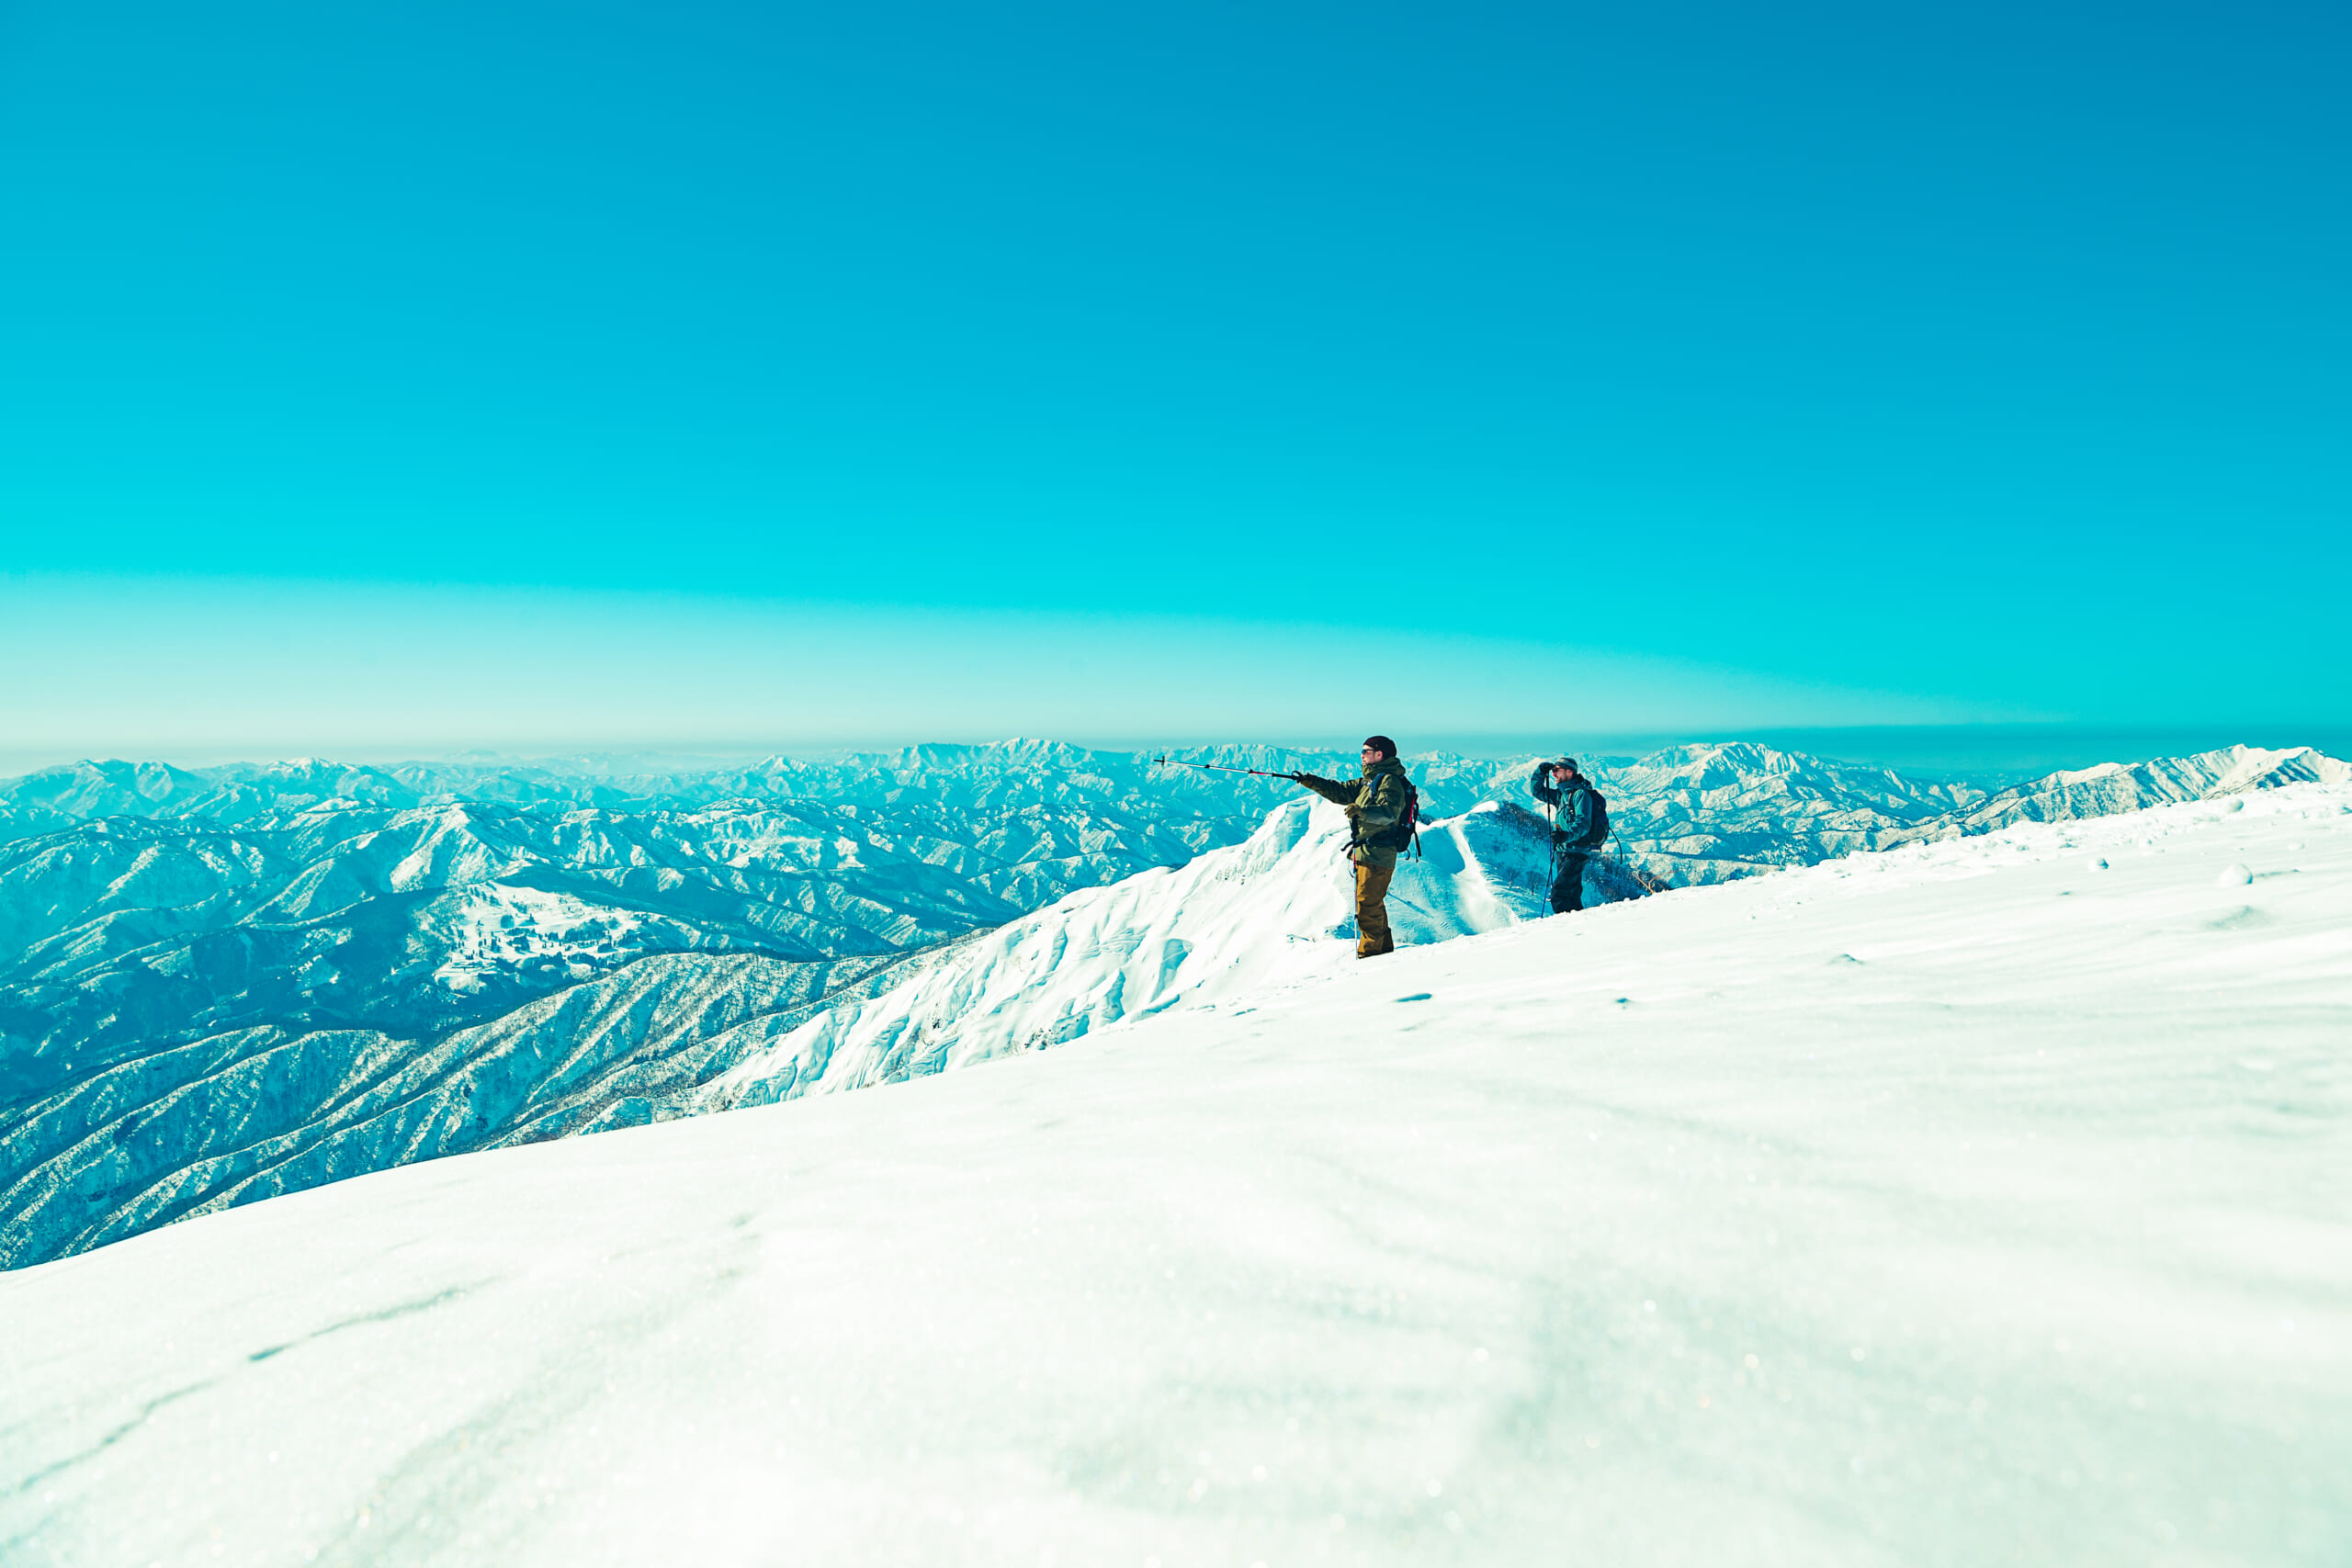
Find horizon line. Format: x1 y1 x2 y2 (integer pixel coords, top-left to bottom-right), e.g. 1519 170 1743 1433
6 721 2346 784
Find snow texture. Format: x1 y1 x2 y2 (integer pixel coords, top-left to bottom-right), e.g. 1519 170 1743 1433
3 781 2346 1566
2 740 2342 1269
0 796 1556 1265
692 796 1557 1111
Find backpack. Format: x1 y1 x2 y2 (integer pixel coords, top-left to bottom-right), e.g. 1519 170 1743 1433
1579 788 1610 849
1361 775 1421 856
1396 780 1421 857
1554 784 1609 850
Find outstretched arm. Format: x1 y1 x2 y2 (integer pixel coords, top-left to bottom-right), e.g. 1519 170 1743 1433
1292 773 1357 807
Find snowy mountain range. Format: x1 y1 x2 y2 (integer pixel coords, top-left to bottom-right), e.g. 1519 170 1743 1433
8 769 2346 1567
0 793 1563 1266
3 738 2340 1268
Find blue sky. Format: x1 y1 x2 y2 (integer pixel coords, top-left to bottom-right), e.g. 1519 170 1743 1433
2 0 2346 764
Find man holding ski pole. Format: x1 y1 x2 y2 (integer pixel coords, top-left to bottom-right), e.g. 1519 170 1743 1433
1530 756 1608 914
1288 736 1415 959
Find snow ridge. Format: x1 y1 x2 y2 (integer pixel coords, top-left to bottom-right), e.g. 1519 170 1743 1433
5 779 2346 1567
696 796 1556 1111
3 739 2341 1269
0 798 1553 1266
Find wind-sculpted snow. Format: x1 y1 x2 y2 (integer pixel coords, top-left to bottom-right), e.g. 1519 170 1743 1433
695 797 1577 1112
0 797 1046 1267
1562 742 2351 879
5 783 2345 1566
0 739 1589 1136
1570 742 1990 878
5 737 2344 1269
2 742 1494 1267
0 947 943 1266
1874 744 2352 843
0 798 1561 1266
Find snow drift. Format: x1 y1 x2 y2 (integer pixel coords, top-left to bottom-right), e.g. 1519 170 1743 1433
3 780 2345 1566
5 739 2341 1269
0 798 1566 1266
693 795 1569 1111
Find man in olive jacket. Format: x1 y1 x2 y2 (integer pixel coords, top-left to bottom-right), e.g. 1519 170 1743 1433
1290 736 1413 958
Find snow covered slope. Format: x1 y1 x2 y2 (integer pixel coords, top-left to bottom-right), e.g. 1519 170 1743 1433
0 799 1016 1085
0 948 931 1266
4 783 2344 1566
0 740 1436 1113
6 739 2340 1270
0 799 1566 1267
694 796 1568 1111
1578 742 1988 878
1565 742 2351 881
1883 744 2352 843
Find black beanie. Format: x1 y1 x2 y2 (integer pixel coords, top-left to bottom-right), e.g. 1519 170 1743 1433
1363 735 1397 757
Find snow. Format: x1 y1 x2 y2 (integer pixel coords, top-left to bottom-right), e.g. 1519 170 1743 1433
693 796 1555 1110
1899 744 2351 847
431 882 649 996
0 796 1562 1267
5 784 2347 1564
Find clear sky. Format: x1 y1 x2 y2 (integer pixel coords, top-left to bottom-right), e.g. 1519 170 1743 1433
2 0 2346 765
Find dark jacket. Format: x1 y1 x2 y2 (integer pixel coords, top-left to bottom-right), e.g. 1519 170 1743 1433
1530 766 1604 849
1295 756 1412 868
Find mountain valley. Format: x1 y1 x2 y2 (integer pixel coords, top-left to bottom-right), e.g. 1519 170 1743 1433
4 737 2341 1268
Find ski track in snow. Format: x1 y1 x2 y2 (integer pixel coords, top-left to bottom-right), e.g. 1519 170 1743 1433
2 784 2348 1566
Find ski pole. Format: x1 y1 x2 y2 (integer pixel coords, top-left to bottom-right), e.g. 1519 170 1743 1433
1543 782 1557 893
1151 754 1296 779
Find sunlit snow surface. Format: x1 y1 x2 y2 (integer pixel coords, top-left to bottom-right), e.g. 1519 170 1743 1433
7 740 2337 1269
4 785 2347 1566
686 797 1569 1112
